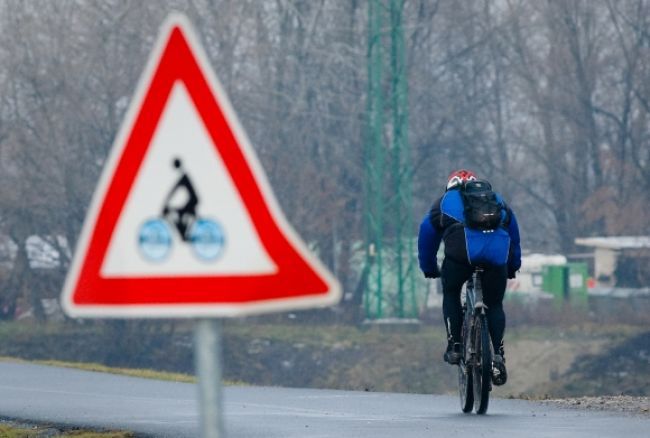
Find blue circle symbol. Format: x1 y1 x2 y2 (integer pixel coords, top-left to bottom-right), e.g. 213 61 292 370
190 219 225 261
138 219 172 261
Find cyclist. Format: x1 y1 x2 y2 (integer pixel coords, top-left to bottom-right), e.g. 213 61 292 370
162 158 199 242
417 169 521 385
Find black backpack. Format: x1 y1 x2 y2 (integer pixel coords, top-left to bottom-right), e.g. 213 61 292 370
460 180 504 230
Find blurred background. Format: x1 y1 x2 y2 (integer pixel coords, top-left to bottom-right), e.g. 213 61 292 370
0 0 647 399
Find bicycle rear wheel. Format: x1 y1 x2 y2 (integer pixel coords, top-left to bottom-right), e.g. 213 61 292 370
458 359 473 413
472 314 491 414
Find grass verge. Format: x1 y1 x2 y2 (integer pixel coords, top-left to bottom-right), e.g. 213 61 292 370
0 356 250 386
0 356 195 383
35 360 196 383
0 423 133 437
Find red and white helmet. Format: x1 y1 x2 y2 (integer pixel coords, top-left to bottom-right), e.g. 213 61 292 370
446 169 477 190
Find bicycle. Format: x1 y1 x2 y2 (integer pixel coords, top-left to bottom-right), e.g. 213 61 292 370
458 266 493 414
138 157 226 263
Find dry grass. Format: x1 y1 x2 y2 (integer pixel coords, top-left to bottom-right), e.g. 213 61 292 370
0 355 195 383
0 424 134 437
0 356 251 386
33 359 196 383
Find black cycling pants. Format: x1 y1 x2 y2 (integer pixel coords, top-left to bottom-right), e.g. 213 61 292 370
441 257 507 351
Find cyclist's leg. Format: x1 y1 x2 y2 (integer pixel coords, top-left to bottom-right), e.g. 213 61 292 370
481 264 507 352
441 257 473 344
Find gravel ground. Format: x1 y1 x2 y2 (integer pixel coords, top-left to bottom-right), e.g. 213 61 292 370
541 396 650 417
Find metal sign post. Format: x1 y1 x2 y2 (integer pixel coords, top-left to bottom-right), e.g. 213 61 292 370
60 14 341 438
194 319 224 438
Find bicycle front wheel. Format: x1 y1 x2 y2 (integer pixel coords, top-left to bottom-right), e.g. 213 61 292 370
472 314 491 414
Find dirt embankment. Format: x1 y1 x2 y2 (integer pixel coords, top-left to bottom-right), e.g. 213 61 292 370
536 331 650 397
503 338 607 397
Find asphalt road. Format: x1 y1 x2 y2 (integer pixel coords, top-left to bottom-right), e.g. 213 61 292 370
0 361 647 437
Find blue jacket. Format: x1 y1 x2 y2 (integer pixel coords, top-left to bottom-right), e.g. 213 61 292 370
418 188 521 274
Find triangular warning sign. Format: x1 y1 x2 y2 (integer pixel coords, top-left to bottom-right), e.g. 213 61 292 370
62 14 341 318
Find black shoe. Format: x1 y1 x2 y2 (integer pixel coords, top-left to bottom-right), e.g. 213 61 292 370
443 342 462 365
492 354 507 386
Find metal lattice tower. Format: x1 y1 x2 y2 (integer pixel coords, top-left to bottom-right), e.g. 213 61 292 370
363 0 417 320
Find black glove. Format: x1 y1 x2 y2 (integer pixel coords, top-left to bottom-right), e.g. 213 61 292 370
424 264 441 279
507 268 517 279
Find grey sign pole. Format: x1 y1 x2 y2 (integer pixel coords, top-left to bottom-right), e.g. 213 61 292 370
194 319 224 438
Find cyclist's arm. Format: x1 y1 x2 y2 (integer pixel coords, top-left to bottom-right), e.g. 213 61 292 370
418 200 443 275
506 208 521 272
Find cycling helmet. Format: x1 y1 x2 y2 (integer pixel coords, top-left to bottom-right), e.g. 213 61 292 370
446 169 477 190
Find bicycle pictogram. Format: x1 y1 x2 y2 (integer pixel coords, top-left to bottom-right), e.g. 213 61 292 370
138 157 225 262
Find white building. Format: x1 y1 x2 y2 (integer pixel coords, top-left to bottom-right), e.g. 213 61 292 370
512 253 567 292
575 236 650 287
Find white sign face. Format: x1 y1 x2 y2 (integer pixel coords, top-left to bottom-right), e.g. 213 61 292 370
61 14 341 318
102 82 277 277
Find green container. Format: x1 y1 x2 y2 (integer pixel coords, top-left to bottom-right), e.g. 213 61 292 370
567 262 588 306
542 263 588 307
542 265 569 301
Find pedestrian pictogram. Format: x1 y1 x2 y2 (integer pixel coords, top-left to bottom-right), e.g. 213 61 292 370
61 14 341 318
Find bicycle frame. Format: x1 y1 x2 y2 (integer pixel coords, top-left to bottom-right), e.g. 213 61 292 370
466 268 488 316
